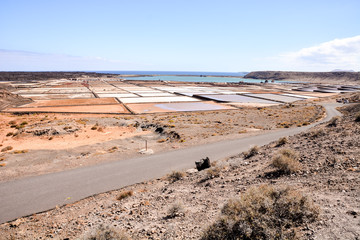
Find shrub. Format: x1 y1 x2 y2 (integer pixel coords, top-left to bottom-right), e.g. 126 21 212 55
276 137 288 147
6 132 13 137
201 185 319 240
167 171 185 183
91 126 98 130
328 116 340 127
166 202 185 218
8 120 16 125
83 224 130 240
355 112 360 122
116 190 133 201
243 145 260 159
272 149 301 174
206 167 221 179
13 150 29 154
1 146 13 152
108 146 118 153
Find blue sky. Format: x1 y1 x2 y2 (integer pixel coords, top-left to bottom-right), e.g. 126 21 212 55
0 0 359 72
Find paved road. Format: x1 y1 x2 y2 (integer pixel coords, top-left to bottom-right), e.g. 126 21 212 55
0 103 341 224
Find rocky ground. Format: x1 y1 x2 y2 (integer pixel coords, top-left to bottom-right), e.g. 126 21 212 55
0 96 359 239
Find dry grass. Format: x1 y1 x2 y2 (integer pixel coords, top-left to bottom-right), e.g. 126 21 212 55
355 112 360 122
202 184 319 240
276 137 288 147
13 150 29 154
206 167 221 179
116 190 133 201
167 171 185 183
243 145 260 159
166 202 185 219
83 224 130 240
1 146 13 152
272 149 301 174
328 116 341 127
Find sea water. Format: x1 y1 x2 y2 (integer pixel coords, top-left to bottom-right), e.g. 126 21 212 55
95 71 267 83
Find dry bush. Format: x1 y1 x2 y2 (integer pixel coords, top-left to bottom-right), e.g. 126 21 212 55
355 112 360 122
108 146 118 153
206 167 221 179
309 128 326 138
6 132 13 137
116 190 133 201
13 150 29 154
166 202 185 218
8 120 16 125
1 146 13 152
328 116 340 127
202 185 319 240
276 137 288 147
243 145 260 159
272 149 301 174
167 171 185 183
83 224 130 240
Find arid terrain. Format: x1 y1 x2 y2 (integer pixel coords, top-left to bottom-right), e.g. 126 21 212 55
0 101 324 182
0 73 359 239
0 93 359 240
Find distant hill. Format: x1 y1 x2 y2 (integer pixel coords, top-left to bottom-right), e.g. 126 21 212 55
244 71 360 83
0 87 32 110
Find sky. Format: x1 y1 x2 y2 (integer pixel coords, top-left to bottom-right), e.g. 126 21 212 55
0 0 359 72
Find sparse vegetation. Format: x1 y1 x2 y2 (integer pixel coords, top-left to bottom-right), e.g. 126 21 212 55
201 184 319 240
83 224 130 240
328 116 340 127
355 112 360 122
108 146 118 153
206 167 221 179
6 132 13 137
167 171 185 183
8 120 16 125
13 150 29 154
272 149 301 174
116 190 133 201
276 136 288 147
243 145 259 159
166 202 185 219
1 146 13 152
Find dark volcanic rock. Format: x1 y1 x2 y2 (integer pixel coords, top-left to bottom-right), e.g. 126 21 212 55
244 71 360 83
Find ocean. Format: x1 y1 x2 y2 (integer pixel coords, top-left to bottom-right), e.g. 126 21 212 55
94 71 268 83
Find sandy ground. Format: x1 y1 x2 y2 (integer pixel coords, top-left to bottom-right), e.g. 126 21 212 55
0 100 358 240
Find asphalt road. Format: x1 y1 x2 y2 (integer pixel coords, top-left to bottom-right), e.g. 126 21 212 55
0 103 342 224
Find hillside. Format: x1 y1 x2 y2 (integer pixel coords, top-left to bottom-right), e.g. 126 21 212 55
1 94 359 239
244 71 360 84
0 87 32 110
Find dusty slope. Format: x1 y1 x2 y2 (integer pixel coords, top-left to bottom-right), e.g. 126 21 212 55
0 88 32 110
244 71 360 84
0 99 358 239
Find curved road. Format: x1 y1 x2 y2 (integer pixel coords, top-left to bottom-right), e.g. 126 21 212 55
0 103 341 224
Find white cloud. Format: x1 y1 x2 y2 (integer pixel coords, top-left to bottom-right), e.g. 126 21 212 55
0 50 149 71
278 35 360 71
